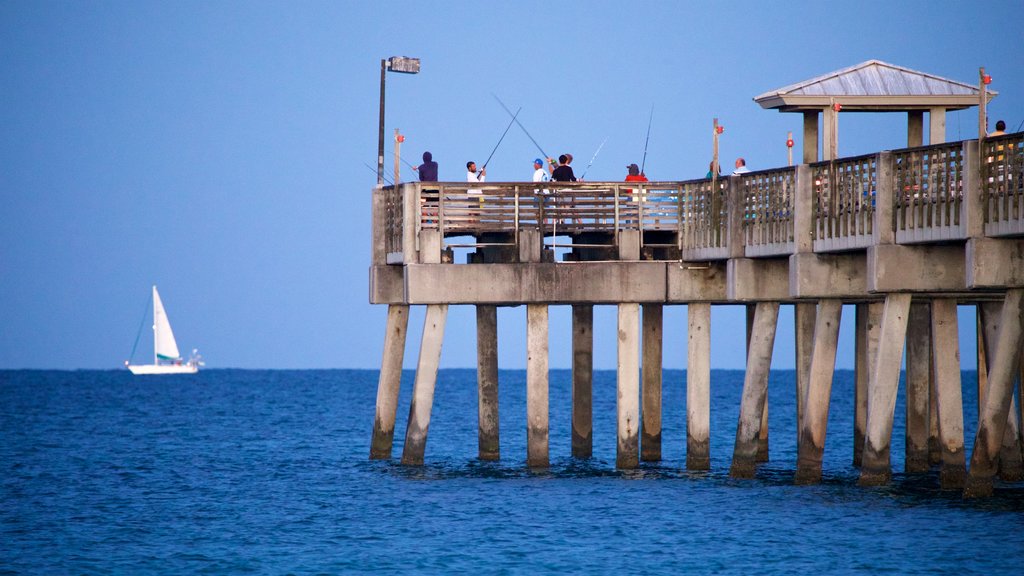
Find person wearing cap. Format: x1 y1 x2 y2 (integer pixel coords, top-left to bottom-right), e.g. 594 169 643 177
625 163 648 205
532 158 549 182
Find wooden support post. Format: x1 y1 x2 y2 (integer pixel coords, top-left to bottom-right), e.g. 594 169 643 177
795 303 815 452
617 303 641 469
731 302 780 478
476 305 500 460
931 299 966 489
687 303 711 470
977 301 1024 482
641 304 664 461
572 304 594 459
905 301 932 473
795 300 842 484
400 304 449 466
370 304 410 459
526 304 550 468
859 294 912 486
966 290 1024 497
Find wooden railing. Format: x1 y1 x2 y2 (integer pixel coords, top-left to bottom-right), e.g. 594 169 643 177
372 135 1024 265
983 132 1024 236
893 141 966 242
741 167 795 257
812 154 877 251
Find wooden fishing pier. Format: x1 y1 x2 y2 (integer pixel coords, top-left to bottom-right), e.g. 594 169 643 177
367 62 1024 497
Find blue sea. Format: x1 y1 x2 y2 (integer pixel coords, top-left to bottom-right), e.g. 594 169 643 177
2 369 1022 574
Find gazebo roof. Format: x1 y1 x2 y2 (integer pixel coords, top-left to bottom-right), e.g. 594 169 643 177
754 60 997 112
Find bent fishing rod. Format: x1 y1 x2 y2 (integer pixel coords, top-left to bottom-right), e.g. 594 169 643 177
579 136 609 180
492 93 552 163
363 161 394 185
481 106 521 171
640 105 653 175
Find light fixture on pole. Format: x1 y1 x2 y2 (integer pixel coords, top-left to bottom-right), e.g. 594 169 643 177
378 56 421 186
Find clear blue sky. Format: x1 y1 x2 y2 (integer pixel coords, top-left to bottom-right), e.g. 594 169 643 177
1 1 1021 370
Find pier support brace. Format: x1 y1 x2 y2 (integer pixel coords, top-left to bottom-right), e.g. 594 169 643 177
905 301 932 473
968 295 1024 494
400 304 449 466
731 302 780 478
572 304 594 459
617 303 641 469
687 303 711 470
527 304 550 468
795 303 815 454
642 304 664 461
370 304 410 459
859 294 912 486
476 305 500 460
930 299 966 489
795 299 842 484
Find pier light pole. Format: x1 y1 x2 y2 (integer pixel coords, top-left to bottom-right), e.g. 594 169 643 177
378 56 421 186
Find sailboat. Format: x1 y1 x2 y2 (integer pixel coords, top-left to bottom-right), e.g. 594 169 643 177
126 286 203 375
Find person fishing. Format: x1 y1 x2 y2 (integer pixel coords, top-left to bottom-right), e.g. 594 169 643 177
551 154 576 182
625 162 648 205
415 151 438 182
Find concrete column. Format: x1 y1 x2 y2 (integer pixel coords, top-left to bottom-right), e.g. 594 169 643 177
370 304 410 459
572 304 594 459
641 304 664 461
687 303 711 470
751 306 770 462
795 299 843 484
400 304 449 466
905 301 932 473
731 302 780 478
795 303 816 452
966 290 1024 497
859 293 912 486
928 361 941 467
931 299 966 489
907 111 924 147
617 303 641 469
928 107 946 144
526 304 550 468
802 111 819 164
875 152 896 245
977 301 1024 483
823 106 836 161
853 302 883 467
476 305 500 460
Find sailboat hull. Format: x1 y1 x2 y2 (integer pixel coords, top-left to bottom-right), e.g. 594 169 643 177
128 364 199 375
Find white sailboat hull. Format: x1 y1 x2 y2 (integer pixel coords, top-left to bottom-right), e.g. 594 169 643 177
128 363 199 375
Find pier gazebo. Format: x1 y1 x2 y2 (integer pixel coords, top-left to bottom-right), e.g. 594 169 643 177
754 60 997 161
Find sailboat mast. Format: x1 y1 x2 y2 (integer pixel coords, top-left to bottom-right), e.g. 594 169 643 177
152 285 158 365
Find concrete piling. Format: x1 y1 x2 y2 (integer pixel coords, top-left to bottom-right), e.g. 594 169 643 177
476 305 500 460
641 304 664 461
859 293 912 486
975 299 1024 484
905 301 932 473
686 303 711 470
400 304 449 466
731 302 780 478
747 305 770 463
930 299 966 489
617 303 641 469
795 303 815 452
526 304 550 468
370 304 410 460
572 304 594 459
795 299 843 484
965 289 1024 497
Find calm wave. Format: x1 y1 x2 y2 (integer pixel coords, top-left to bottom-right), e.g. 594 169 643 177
2 369 1021 573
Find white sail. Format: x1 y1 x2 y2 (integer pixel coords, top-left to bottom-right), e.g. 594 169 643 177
152 286 182 362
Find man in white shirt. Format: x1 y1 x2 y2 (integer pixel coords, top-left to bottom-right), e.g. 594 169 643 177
467 160 485 194
532 158 549 182
733 157 751 175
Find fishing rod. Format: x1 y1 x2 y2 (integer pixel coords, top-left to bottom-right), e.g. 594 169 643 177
1016 118 1024 133
579 136 609 180
363 161 393 185
640 105 654 175
492 93 551 162
481 107 521 171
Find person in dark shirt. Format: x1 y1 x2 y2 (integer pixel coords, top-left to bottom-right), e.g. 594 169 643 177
551 154 576 182
416 151 438 182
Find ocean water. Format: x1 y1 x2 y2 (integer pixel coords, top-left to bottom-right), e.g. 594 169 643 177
1 369 1022 574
